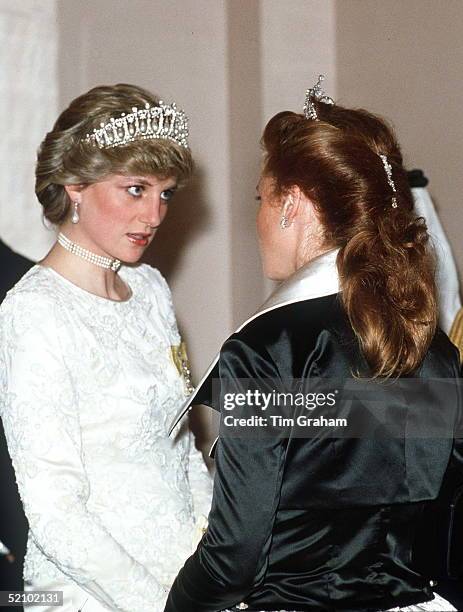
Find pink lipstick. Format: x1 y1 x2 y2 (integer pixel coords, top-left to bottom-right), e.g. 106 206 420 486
127 233 150 246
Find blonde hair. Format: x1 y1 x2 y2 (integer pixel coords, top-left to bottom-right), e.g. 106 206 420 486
35 83 193 225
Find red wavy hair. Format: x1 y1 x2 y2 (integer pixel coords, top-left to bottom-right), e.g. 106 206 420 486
261 102 438 378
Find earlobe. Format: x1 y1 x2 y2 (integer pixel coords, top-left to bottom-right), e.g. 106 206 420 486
279 199 293 230
280 186 303 229
64 183 85 202
282 196 295 222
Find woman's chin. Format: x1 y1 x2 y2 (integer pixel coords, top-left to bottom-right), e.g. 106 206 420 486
261 254 295 281
119 248 146 265
264 268 289 282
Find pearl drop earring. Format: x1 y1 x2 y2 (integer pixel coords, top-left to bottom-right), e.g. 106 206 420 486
71 201 80 224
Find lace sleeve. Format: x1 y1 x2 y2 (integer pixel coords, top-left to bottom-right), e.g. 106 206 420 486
0 293 167 612
142 267 213 540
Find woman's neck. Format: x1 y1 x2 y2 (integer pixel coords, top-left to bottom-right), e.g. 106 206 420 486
39 241 130 302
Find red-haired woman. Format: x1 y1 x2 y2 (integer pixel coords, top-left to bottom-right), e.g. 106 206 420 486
166 77 462 612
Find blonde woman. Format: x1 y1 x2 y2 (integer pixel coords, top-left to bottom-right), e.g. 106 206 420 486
0 84 211 612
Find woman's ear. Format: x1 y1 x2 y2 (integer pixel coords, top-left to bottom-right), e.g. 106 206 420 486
281 186 303 223
282 186 318 226
64 184 86 203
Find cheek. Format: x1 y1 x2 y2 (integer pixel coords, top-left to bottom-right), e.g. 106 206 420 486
159 203 168 222
257 204 278 249
256 206 266 241
84 192 132 230
256 202 295 280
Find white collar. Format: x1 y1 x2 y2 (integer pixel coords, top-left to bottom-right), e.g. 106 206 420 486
169 247 341 435
253 247 340 317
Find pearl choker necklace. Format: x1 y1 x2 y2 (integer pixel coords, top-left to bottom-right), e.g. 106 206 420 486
57 233 121 272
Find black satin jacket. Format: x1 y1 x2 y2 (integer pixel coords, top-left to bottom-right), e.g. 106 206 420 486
165 280 462 611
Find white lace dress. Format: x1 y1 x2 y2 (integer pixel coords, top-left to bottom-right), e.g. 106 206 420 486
0 264 212 612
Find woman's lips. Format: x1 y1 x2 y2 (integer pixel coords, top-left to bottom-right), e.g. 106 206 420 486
127 233 150 246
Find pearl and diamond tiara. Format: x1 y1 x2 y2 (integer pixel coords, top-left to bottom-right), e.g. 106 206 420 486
82 100 189 150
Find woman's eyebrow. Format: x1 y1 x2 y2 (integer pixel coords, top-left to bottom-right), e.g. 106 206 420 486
122 177 178 190
121 177 154 186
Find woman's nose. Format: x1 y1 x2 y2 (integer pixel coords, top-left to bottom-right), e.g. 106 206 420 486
140 196 163 228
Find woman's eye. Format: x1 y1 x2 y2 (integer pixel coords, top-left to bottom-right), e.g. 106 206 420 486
160 189 176 202
127 185 144 197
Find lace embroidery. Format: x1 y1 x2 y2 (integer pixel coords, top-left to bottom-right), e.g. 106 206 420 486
0 264 212 611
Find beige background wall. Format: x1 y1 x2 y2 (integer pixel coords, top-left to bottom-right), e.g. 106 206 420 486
227 1 264 328
56 0 462 382
0 1 57 260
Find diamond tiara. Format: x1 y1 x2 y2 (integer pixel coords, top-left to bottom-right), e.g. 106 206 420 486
303 74 335 121
82 100 189 149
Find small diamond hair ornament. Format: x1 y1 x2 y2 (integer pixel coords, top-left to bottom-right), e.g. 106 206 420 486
82 100 189 149
378 154 398 208
303 74 335 121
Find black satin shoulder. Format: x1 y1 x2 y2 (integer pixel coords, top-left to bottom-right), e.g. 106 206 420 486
165 293 463 612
